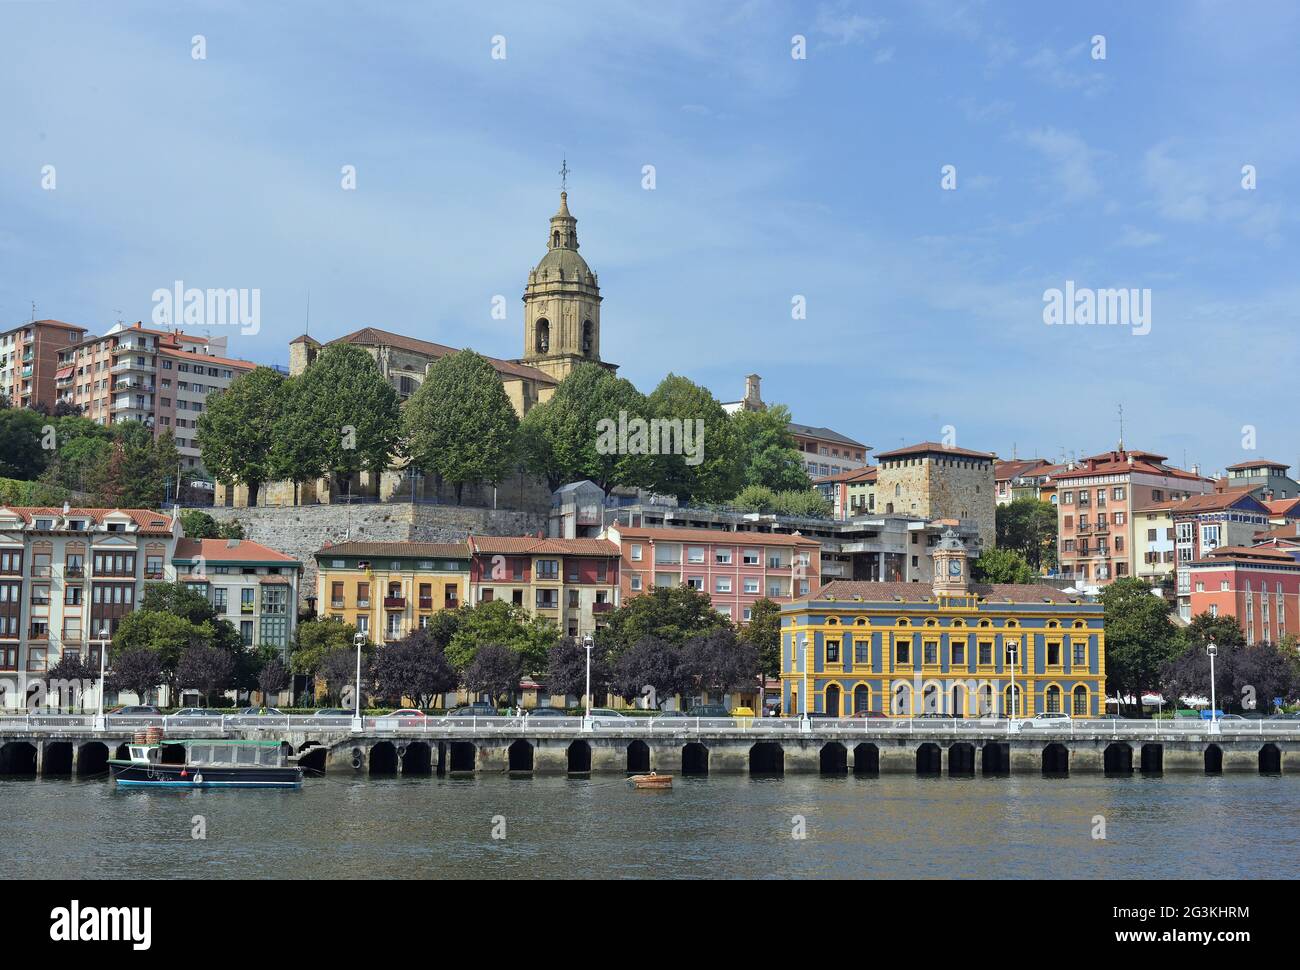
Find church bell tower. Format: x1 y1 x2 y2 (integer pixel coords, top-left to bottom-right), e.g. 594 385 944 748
521 184 612 381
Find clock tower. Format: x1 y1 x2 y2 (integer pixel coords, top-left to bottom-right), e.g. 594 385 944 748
931 528 970 597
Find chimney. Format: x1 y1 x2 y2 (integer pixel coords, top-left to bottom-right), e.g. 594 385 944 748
1191 463 1200 478
62 501 70 515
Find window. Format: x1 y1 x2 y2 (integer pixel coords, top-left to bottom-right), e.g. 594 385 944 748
630 544 642 561
536 559 559 580
743 549 760 565
826 639 840 663
895 639 910 664
715 577 731 593
978 642 992 665
630 574 642 591
923 642 937 665
952 641 965 665
687 547 705 564
714 549 732 565
241 588 255 614
743 578 759 594
213 588 228 611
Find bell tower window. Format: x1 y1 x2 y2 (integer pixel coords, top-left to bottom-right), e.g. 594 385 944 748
582 320 593 355
536 319 550 354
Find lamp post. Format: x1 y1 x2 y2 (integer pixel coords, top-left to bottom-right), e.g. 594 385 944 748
93 627 111 731
1007 638 1020 734
582 634 594 731
1206 639 1220 735
352 632 365 731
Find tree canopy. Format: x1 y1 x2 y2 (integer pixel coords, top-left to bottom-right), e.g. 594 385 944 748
196 366 285 506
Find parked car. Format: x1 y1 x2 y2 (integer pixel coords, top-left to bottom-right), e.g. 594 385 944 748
237 707 284 717
1268 712 1300 720
526 707 570 718
313 708 352 716
588 708 626 718
686 704 731 718
1218 714 1245 721
382 709 427 718
1023 712 1072 727
654 709 688 718
851 710 888 719
915 712 956 720
445 704 498 717
170 708 217 717
108 706 161 716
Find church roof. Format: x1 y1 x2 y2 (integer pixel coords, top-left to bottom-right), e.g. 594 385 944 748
329 327 557 385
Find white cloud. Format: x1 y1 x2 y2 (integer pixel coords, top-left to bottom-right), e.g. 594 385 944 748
1020 127 1103 200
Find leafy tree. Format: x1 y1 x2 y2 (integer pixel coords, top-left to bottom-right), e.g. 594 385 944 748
732 484 778 513
94 422 179 508
175 645 236 706
445 599 558 674
51 400 82 417
544 637 610 703
111 611 210 681
179 509 244 539
464 643 522 707
971 548 1036 584
611 636 684 706
1161 637 1300 714
373 630 460 708
196 367 285 507
47 653 96 711
681 628 760 697
257 658 291 703
730 404 810 492
320 647 364 705
272 344 402 501
517 362 654 493
1099 578 1183 716
742 597 782 680
108 649 164 704
996 498 1058 571
1182 612 1247 650
770 488 832 519
292 618 362 678
598 584 731 657
403 350 519 503
645 374 743 503
0 409 49 480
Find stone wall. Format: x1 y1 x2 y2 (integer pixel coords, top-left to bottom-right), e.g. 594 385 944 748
208 503 546 606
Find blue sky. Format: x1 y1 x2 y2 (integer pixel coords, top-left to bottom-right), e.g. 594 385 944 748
3 0 1297 476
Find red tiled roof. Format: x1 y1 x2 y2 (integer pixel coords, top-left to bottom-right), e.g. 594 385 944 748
331 327 558 385
1052 449 1209 483
1253 524 1300 542
810 580 1085 604
1225 458 1290 472
1169 489 1264 515
160 347 256 370
813 466 876 485
874 442 996 461
174 538 299 564
1263 498 1300 517
0 507 174 533
468 536 619 556
608 525 820 547
994 458 1052 481
1192 546 1299 565
317 541 470 559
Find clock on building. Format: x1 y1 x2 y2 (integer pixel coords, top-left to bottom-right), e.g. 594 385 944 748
949 559 962 577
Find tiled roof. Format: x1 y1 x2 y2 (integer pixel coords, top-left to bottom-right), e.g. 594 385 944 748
1225 458 1290 472
813 466 877 485
608 525 819 547
787 422 868 450
174 538 299 564
0 507 174 533
875 442 996 461
468 536 619 556
1253 524 1300 542
316 541 470 559
1263 498 1300 517
1052 449 1208 483
1169 489 1265 514
994 458 1052 481
810 580 1085 604
1192 546 1299 565
331 327 558 385
160 347 257 370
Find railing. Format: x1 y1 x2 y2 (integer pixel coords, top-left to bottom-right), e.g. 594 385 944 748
0 713 1296 739
383 596 405 609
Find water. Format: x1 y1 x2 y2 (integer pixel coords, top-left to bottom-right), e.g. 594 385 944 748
4 774 1297 879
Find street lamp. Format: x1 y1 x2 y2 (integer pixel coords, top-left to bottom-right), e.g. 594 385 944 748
800 633 810 720
1007 638 1020 733
352 632 365 730
582 634 594 731
1206 639 1220 735
93 626 111 731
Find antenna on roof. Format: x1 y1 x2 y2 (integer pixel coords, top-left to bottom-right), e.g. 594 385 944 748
1117 403 1124 451
305 290 310 337
31 301 36 322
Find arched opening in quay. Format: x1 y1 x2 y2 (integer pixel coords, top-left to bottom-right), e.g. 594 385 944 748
567 740 591 773
820 742 847 775
0 742 37 775
948 742 975 777
1140 743 1163 775
449 741 476 773
682 742 709 776
42 742 73 776
749 742 784 776
1204 744 1223 775
626 740 650 773
1259 743 1281 775
916 742 941 777
853 743 879 778
508 740 534 772
1041 743 1069 777
296 744 327 774
401 741 432 775
1104 743 1133 777
369 741 398 775
77 741 109 777
981 742 1010 776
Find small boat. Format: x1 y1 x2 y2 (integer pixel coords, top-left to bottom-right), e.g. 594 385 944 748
109 739 303 789
629 771 673 789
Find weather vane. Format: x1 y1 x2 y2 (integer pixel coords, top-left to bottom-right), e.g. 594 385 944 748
559 156 570 193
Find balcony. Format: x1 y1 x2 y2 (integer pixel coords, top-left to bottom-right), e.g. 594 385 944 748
330 599 345 609
144 570 164 580
592 601 614 614
443 598 459 609
383 596 406 609
240 604 254 615
66 566 84 577
418 597 433 610
356 599 370 609
536 600 558 610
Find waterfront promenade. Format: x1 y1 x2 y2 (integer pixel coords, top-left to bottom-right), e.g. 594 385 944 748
1 713 1296 778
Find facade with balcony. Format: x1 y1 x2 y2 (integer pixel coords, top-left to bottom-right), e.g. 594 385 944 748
0 319 88 409
1185 545 1300 644
173 538 303 654
1171 490 1273 621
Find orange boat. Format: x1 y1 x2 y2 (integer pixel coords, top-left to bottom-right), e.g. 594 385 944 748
629 772 673 789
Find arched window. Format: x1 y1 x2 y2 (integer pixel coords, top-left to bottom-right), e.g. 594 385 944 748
582 320 594 355
1072 685 1088 715
552 230 560 247
535 318 550 354
1004 684 1022 717
853 684 869 714
892 683 912 716
1045 684 1062 713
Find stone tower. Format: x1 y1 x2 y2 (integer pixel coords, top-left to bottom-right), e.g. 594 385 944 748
931 528 970 597
521 191 610 381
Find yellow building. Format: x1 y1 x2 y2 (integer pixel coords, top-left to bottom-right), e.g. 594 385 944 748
314 542 469 642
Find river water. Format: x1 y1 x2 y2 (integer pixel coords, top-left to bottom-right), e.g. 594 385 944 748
4 774 1297 879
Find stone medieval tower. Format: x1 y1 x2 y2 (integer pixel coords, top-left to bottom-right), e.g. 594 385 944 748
521 191 611 381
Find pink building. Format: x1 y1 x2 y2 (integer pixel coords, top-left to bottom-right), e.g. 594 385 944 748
605 524 820 622
1186 546 1300 645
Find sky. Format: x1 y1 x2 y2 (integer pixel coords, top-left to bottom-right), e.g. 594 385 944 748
2 0 1297 478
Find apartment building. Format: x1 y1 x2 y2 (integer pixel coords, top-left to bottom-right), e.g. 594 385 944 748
315 542 470 643
0 506 178 705
466 537 620 639
0 320 88 409
1220 459 1300 501
1171 490 1273 620
173 538 302 654
814 466 876 520
1132 502 1176 587
605 524 820 622
55 322 255 474
1186 546 1299 644
874 442 996 549
1054 449 1212 590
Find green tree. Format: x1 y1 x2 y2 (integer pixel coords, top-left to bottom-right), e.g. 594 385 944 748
272 344 402 501
730 404 810 492
196 367 285 507
770 488 832 519
597 584 732 657
0 409 49 480
179 509 244 539
111 611 211 684
732 484 777 513
445 599 558 674
645 374 744 504
94 422 179 508
742 597 782 681
971 547 1036 584
1099 578 1182 716
996 498 1058 571
403 350 519 504
291 618 362 678
1182 611 1247 650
